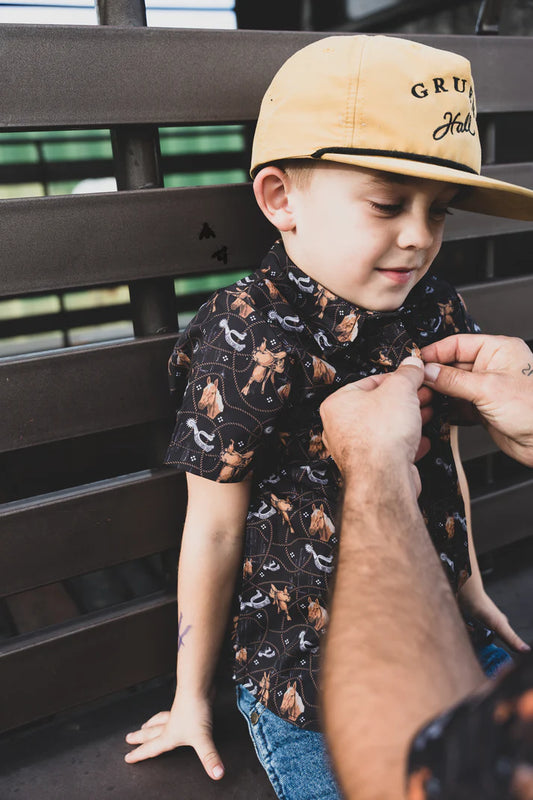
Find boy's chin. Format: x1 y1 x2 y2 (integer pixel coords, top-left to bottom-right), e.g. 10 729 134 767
362 293 411 312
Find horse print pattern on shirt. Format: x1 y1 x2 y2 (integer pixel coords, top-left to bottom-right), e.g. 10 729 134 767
165 239 480 729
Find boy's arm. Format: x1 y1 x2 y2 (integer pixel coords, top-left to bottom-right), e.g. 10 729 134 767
125 472 251 779
451 426 529 653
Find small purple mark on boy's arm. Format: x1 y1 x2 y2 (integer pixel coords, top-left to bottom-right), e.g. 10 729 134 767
522 363 533 377
178 611 192 651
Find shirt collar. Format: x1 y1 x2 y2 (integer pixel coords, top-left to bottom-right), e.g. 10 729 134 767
261 240 430 353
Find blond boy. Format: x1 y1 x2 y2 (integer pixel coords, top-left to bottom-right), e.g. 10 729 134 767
125 35 533 800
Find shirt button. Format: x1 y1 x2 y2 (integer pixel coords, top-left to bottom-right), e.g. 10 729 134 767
251 710 260 725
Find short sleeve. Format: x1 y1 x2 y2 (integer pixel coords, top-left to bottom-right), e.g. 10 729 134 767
164 289 293 482
406 651 533 800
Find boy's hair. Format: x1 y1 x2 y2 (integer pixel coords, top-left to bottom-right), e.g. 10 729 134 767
268 160 473 208
269 159 327 190
251 35 533 221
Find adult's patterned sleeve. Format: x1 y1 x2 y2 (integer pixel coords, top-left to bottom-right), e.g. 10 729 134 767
164 289 293 483
406 651 533 800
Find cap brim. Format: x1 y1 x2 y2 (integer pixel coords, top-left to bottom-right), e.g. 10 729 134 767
317 153 533 220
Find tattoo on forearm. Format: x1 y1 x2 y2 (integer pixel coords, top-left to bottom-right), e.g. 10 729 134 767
178 612 192 651
522 363 533 376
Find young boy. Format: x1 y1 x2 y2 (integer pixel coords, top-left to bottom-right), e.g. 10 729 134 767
125 35 533 799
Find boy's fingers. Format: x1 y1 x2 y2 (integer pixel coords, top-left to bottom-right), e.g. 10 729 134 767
124 736 172 763
491 615 531 654
126 724 164 745
141 711 170 729
194 738 225 780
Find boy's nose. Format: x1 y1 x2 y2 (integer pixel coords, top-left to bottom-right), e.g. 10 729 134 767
396 212 435 251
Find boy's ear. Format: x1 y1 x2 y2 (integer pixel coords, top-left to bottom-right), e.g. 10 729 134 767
253 166 295 232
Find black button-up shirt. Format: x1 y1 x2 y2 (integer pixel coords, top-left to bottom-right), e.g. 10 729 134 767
165 240 478 730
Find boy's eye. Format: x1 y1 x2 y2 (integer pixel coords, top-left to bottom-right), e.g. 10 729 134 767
370 201 403 215
430 206 453 221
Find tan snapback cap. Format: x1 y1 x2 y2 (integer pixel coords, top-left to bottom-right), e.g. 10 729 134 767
251 35 533 220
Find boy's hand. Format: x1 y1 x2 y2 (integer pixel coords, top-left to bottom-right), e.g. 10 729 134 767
457 580 531 654
124 692 224 780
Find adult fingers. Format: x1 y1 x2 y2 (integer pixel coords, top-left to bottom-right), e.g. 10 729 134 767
423 362 487 403
421 334 488 367
344 372 388 392
418 385 433 408
420 405 433 427
385 357 425 396
342 358 424 395
194 734 225 780
415 435 431 462
410 464 422 498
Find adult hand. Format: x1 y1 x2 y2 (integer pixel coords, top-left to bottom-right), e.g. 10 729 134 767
422 335 533 467
124 692 224 780
320 357 430 497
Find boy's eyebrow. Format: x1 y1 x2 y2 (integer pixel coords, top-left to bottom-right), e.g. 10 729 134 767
364 170 460 200
364 171 410 188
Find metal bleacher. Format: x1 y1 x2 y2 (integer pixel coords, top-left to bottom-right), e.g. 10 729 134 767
0 9 532 799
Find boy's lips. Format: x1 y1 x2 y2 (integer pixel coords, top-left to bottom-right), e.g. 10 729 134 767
375 266 418 285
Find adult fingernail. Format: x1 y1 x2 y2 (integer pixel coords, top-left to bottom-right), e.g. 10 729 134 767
213 765 224 779
401 356 423 368
424 363 441 383
521 643 531 652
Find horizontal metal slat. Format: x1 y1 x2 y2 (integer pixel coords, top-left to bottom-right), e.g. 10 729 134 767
0 334 177 452
2 165 533 299
0 480 529 731
0 470 184 597
460 275 533 339
0 150 243 186
5 583 78 634
1 28 532 130
445 163 533 241
0 184 275 298
458 425 496 461
473 477 533 555
0 593 177 733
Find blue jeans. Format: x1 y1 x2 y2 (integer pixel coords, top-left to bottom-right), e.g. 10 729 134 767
475 642 513 678
236 685 342 800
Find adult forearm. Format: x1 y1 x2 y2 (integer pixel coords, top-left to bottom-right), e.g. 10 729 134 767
323 465 484 800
